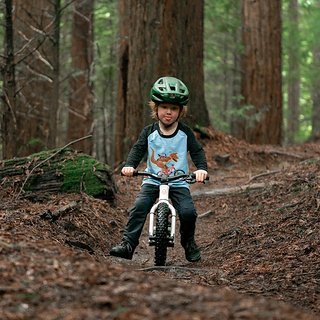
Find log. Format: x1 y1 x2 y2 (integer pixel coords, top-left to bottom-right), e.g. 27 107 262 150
0 148 116 202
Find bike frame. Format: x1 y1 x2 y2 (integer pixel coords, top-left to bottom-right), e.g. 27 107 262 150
148 184 177 244
127 171 207 265
131 171 196 247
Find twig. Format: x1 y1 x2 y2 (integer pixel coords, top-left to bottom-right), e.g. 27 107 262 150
247 169 281 183
16 134 92 199
40 201 80 221
277 200 303 211
198 210 214 219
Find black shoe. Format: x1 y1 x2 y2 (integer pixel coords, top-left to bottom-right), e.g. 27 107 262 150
183 240 201 262
109 241 134 260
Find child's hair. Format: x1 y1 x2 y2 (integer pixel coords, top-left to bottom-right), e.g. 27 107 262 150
148 101 188 120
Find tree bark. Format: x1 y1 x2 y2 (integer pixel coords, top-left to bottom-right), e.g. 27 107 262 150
236 0 282 144
68 0 94 154
12 0 58 156
114 0 129 166
1 0 17 159
115 0 210 163
48 0 61 149
287 0 300 144
311 0 320 140
179 1 210 127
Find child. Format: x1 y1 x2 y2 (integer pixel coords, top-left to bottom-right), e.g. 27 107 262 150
110 76 208 262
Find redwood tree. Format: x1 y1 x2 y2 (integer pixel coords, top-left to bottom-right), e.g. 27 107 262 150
68 0 94 154
311 0 320 140
1 0 16 159
11 0 58 156
115 0 209 164
235 0 282 144
287 0 300 143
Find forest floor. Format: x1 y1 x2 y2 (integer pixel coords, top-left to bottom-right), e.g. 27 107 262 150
1 128 320 319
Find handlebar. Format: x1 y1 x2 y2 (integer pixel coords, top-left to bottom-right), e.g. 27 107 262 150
122 171 209 184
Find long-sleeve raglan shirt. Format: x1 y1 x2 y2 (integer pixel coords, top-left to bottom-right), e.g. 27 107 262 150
125 122 207 188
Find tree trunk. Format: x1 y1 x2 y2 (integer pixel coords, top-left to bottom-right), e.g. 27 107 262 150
114 0 210 164
1 0 17 159
48 0 61 149
236 0 282 145
287 0 300 144
0 148 116 202
68 0 94 154
12 0 58 156
311 0 320 140
179 1 210 127
93 3 117 166
114 0 129 166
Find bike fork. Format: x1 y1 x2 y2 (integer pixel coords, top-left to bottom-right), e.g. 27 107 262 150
148 185 177 247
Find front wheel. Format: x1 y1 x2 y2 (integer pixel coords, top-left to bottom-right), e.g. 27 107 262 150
154 203 170 266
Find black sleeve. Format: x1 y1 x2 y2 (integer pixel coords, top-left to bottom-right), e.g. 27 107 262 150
125 126 149 168
183 124 208 171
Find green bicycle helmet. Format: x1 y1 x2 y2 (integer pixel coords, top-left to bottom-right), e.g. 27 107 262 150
150 76 189 106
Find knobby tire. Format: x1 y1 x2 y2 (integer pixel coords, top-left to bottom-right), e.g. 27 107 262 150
154 203 170 266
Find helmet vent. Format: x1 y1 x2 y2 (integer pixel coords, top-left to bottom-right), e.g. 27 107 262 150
150 76 189 105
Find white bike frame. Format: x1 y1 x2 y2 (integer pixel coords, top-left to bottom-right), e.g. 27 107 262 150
148 184 177 243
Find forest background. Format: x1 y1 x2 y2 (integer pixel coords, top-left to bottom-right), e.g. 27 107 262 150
0 0 319 168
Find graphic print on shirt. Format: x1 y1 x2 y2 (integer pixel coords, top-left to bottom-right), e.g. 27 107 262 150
150 148 178 175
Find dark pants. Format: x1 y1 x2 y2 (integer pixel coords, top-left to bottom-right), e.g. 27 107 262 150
123 183 198 248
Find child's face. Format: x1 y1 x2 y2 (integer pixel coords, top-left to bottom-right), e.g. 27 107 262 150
157 104 181 127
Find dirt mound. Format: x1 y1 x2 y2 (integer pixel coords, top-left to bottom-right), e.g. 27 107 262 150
193 160 320 314
1 133 320 319
202 127 320 170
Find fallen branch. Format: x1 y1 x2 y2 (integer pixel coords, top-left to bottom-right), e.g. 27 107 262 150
247 169 281 183
256 149 306 159
198 210 214 219
40 201 80 222
192 181 280 198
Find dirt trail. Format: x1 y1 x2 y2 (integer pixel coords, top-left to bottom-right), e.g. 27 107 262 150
1 133 320 319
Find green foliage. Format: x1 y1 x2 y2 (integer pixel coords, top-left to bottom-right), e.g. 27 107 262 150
228 104 254 120
1 0 319 155
204 0 320 143
27 138 45 147
16 138 46 156
204 0 241 132
282 0 320 142
94 0 118 102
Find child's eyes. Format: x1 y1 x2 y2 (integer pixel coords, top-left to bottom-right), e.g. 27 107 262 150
162 105 179 111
